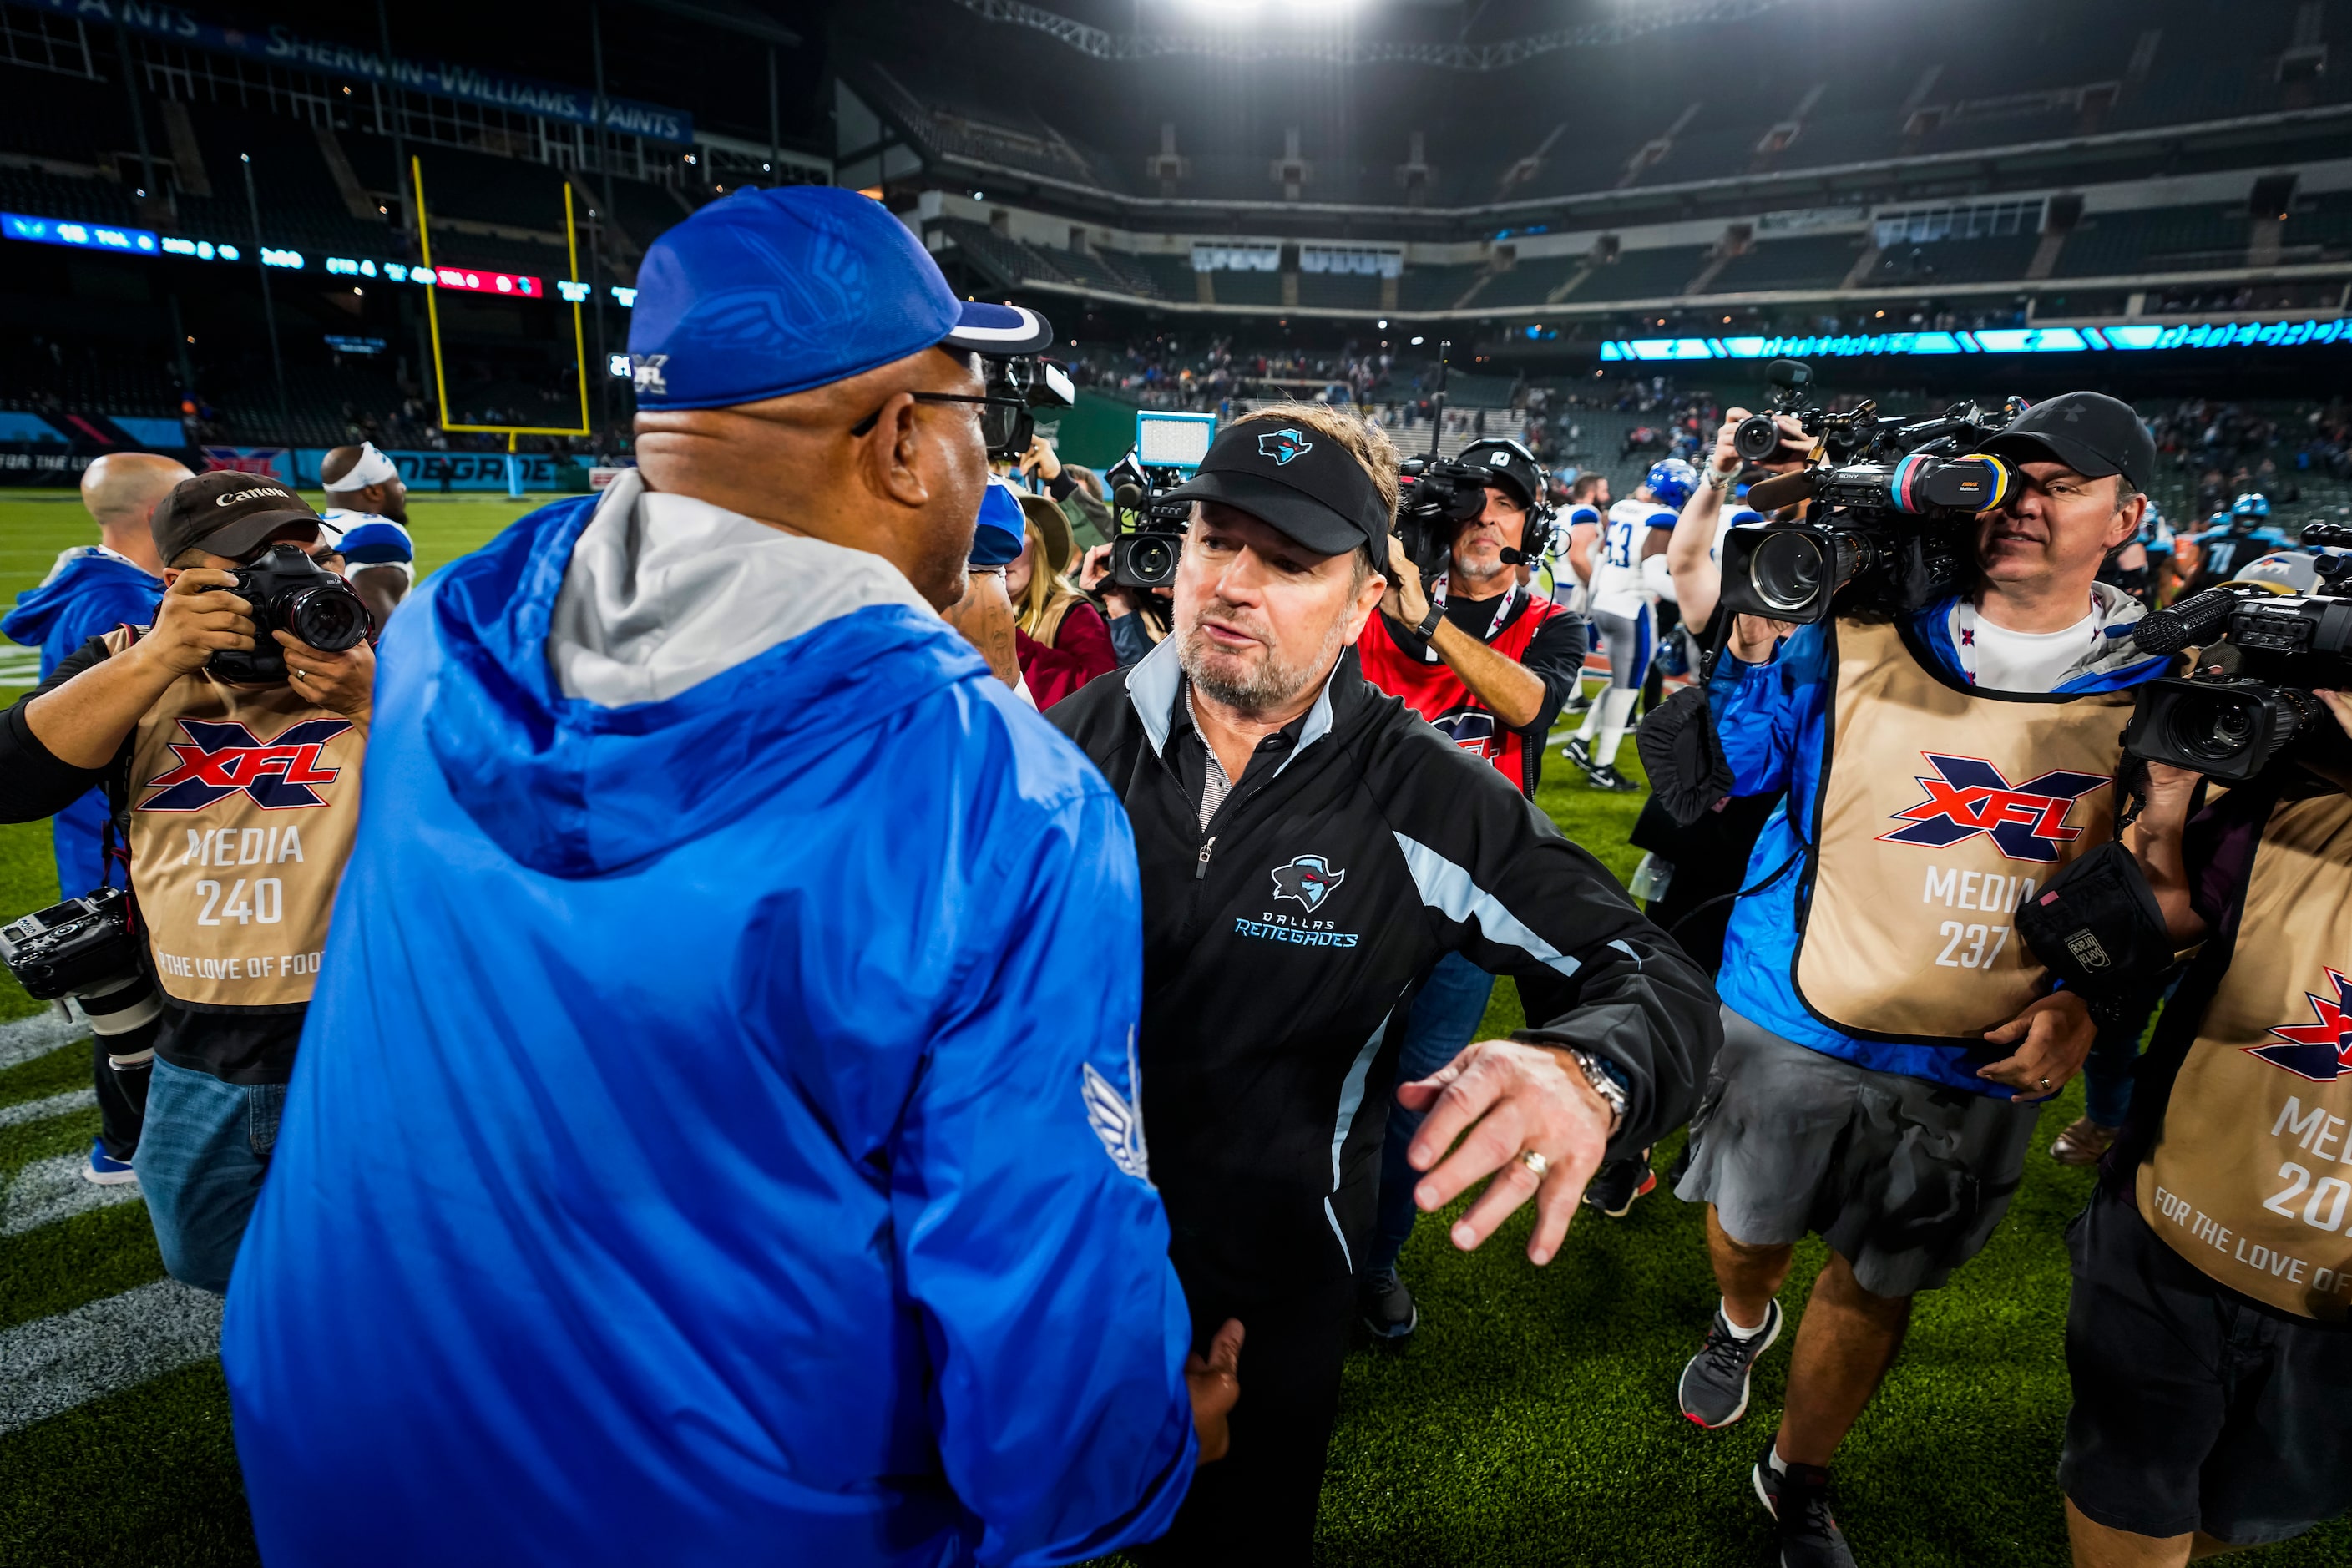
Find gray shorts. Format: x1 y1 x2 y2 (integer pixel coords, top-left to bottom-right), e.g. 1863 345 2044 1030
1673 1005 2041 1297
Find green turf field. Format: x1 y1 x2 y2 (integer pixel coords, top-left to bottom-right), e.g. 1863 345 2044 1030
0 489 2344 1566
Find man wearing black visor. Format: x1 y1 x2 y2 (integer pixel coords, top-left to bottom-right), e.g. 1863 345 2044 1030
1048 402 1720 1563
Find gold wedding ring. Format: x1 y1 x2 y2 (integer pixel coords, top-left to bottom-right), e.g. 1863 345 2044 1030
1519 1150 1550 1181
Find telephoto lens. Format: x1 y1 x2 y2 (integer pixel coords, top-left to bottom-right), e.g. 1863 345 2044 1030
2123 676 2318 782
1717 524 1868 623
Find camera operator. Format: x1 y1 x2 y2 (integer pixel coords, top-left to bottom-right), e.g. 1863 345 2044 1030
2058 675 2352 1565
1049 402 1720 1563
1080 536 1176 667
1350 437 1590 1330
1672 392 2176 1567
3 451 186 1183
0 473 373 1292
317 441 417 633
219 188 1237 1567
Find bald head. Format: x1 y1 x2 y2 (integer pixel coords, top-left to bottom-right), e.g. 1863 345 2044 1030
81 452 190 574
633 345 989 610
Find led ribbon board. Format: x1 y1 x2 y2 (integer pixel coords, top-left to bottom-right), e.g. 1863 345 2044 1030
1601 320 2352 361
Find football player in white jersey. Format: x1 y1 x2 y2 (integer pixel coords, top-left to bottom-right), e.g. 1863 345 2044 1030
1545 472 1611 613
1565 458 1695 790
317 442 417 632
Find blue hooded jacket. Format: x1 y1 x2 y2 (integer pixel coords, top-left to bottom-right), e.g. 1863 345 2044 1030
1707 593 2171 1094
1 548 163 892
221 495 1199 1565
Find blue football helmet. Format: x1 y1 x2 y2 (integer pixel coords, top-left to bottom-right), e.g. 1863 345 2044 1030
2232 492 2271 520
1645 458 1699 510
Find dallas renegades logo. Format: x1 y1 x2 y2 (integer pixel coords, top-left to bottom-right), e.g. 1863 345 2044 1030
1877 752 2110 863
2251 966 2352 1083
139 717 352 812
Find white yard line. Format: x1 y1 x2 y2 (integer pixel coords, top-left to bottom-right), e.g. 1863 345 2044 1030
0 1087 95 1129
0 1007 88 1072
2 1151 139 1237
0 1278 222 1437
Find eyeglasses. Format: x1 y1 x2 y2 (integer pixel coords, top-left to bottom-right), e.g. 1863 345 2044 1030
850 391 1025 440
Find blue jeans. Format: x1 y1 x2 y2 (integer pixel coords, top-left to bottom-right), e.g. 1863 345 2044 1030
138 1057 285 1294
1366 952 1495 1276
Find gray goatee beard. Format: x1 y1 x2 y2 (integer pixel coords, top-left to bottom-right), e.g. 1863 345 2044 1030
1177 599 1351 720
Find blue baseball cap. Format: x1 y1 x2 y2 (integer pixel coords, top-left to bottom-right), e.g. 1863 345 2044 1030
625 186 1053 411
972 475 1026 569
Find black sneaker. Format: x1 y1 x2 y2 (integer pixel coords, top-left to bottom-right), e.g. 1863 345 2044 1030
1584 762 1641 793
1561 735 1592 770
1677 1298 1783 1428
1753 1437 1856 1567
1583 1151 1657 1218
1357 1265 1418 1342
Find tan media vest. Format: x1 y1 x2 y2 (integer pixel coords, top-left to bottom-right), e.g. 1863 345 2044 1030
2137 790 2352 1321
1793 617 2136 1042
109 627 366 1010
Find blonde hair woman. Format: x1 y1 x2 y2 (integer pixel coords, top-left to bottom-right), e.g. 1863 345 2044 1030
1009 492 1115 708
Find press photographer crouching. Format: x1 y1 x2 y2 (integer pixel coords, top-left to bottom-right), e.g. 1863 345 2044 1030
0 473 372 1292
1672 392 2176 1565
2044 539 2352 1564
1351 437 1591 1336
1048 403 1719 1563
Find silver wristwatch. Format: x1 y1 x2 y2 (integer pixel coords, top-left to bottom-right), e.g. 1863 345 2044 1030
1566 1048 1627 1134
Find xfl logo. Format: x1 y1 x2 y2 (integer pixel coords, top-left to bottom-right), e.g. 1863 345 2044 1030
1878 753 2108 864
2254 966 2352 1084
139 717 352 812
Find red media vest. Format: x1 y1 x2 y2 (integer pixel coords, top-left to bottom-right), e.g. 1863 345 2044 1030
1356 588 1568 797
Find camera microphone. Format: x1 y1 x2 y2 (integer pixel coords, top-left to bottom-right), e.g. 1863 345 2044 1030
2133 584 2253 656
1499 547 1531 566
1112 483 1146 511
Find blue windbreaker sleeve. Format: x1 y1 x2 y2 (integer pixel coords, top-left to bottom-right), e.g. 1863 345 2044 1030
1707 620 1830 799
892 779 1197 1568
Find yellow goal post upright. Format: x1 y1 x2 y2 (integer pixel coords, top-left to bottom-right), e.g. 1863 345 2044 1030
409 155 594 492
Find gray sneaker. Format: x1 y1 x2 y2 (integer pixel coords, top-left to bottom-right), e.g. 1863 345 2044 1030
1677 1299 1783 1429
1753 1435 1857 1567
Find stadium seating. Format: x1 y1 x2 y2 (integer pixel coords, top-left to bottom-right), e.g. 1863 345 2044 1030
1294 271 1383 311
0 64 137 167
2054 205 2253 277
1863 235 2042 287
1710 235 1869 294
1571 247 1709 304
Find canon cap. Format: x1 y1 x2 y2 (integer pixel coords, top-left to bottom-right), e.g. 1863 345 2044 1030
152 471 323 564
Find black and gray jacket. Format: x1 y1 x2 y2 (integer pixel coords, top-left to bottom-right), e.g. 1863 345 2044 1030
1048 636 1722 1307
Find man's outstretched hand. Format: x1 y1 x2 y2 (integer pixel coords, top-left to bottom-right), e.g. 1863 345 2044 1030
1395 1040 1616 1267
1186 1318 1243 1463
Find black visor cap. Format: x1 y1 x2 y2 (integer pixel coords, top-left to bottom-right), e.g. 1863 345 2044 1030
1156 419 1391 559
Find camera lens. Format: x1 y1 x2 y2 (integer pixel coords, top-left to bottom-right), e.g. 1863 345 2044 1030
2167 691 2258 764
1733 414 1783 463
1129 534 1178 586
284 584 371 652
1748 529 1827 615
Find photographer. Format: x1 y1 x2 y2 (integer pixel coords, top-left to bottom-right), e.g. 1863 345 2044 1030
220 188 1234 1567
1351 437 1590 1330
3 451 185 1184
2059 669 2352 1565
0 473 373 1292
1050 402 1720 1563
1671 393 2175 1566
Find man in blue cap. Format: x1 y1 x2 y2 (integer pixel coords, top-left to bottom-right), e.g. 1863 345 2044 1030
222 185 1237 1566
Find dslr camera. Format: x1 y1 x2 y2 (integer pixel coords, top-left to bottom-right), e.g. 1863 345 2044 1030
0 886 163 1044
210 544 371 685
1717 379 2026 624
2121 524 2352 781
1732 357 1828 463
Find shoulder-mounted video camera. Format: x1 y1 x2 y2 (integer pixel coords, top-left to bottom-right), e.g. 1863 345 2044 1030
1393 438 1555 585
2122 524 2352 781
210 544 371 684
979 356 1075 463
1717 374 2027 625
